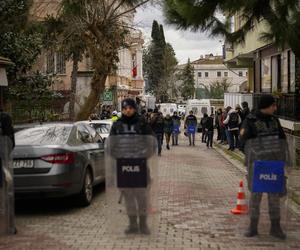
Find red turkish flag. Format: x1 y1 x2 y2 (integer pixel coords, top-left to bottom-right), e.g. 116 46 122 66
132 65 137 78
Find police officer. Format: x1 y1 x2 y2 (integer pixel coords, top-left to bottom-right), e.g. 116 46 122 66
111 110 119 122
0 107 15 148
240 95 287 239
184 111 197 146
110 98 154 234
0 105 16 234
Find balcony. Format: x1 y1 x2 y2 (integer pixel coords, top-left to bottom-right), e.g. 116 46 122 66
253 93 300 121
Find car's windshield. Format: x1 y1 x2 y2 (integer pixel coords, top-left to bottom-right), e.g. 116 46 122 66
91 123 111 134
15 125 72 145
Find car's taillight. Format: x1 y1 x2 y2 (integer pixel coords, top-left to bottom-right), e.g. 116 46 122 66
41 153 75 164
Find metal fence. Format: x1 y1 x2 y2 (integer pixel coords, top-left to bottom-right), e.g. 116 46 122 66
253 93 300 121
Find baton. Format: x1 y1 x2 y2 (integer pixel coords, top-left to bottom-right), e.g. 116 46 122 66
118 191 124 204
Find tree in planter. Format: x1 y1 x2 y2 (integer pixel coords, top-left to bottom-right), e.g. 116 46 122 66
178 59 195 100
55 0 150 120
163 0 300 93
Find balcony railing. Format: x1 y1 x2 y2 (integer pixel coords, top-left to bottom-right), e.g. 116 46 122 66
253 93 300 121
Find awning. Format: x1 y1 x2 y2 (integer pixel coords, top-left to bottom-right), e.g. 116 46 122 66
225 51 254 68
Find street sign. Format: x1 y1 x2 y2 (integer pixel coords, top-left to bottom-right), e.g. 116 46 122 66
103 90 113 102
103 101 113 105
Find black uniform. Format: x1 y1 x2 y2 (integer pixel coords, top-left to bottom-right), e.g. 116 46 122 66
110 113 153 136
240 110 287 239
110 113 154 235
205 116 214 148
0 112 15 147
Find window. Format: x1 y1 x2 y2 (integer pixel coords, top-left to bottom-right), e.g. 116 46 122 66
205 72 209 77
46 51 66 75
288 50 296 93
239 71 243 77
271 55 281 92
46 51 55 74
261 57 272 92
15 125 72 146
224 72 228 77
217 71 221 77
198 72 202 77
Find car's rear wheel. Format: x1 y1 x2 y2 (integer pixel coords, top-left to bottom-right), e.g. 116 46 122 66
78 168 93 207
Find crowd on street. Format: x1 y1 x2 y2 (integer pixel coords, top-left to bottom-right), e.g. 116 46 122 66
95 98 252 156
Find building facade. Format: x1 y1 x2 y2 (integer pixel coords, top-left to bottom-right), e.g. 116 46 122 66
225 12 300 165
177 54 248 99
30 1 145 114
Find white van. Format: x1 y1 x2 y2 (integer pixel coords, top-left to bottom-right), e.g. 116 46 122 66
185 99 215 130
158 103 178 117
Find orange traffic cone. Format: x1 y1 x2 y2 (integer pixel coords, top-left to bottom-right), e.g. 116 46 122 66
231 180 248 215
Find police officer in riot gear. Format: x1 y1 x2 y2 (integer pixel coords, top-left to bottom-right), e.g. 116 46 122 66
110 98 154 234
0 106 16 234
240 95 287 239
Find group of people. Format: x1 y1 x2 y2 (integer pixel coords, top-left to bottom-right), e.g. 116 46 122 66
147 108 181 156
213 101 250 151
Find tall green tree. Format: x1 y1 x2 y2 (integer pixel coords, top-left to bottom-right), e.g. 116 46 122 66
178 59 195 100
0 0 44 80
0 0 59 121
54 0 150 120
202 79 232 99
144 20 167 96
157 43 178 102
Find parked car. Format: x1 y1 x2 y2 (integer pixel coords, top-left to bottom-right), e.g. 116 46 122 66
81 119 113 141
13 123 105 206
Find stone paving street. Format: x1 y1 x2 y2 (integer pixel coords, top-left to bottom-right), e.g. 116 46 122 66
1 136 300 250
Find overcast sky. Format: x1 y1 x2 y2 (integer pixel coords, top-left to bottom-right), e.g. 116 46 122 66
134 3 223 64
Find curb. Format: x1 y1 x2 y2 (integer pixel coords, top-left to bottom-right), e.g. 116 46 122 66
213 143 246 174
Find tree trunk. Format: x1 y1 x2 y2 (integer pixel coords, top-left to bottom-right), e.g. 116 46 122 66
76 71 107 121
69 53 80 121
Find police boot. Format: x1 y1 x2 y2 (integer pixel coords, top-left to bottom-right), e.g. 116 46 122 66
139 216 151 235
244 218 259 237
125 216 138 234
270 219 286 240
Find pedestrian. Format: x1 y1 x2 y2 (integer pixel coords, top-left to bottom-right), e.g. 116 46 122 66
164 114 173 150
223 106 241 150
109 98 154 235
0 107 15 148
0 104 16 234
215 109 223 141
241 101 250 121
206 114 214 148
220 109 227 144
171 111 181 146
184 111 197 146
200 113 208 143
150 108 164 156
240 95 287 239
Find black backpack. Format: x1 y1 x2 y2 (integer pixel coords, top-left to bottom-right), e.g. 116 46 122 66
228 112 239 129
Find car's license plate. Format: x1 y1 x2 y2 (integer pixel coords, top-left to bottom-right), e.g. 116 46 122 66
13 160 34 169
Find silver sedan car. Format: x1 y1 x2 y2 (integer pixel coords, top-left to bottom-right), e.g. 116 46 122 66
13 123 105 206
